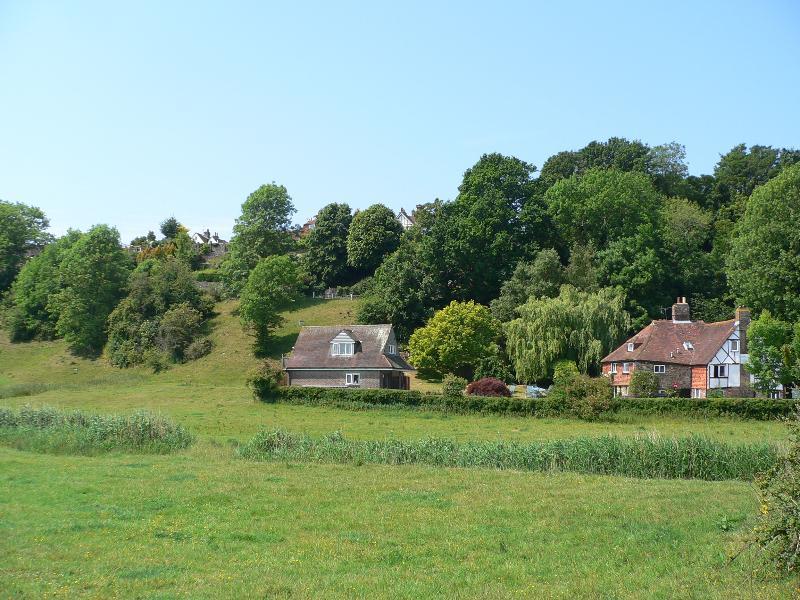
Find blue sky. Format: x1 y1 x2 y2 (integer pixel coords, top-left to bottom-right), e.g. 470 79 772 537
1 0 798 242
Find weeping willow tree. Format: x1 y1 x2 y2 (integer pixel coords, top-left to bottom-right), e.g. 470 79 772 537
505 286 630 382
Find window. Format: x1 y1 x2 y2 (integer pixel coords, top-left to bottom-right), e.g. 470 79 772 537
627 343 635 352
654 364 666 374
711 364 727 378
332 342 355 356
345 373 360 386
387 344 396 354
610 362 617 374
692 388 705 398
730 339 739 352
683 341 694 351
622 362 631 374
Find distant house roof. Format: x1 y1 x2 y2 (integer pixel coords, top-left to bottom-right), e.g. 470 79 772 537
602 319 736 366
192 229 227 245
397 208 415 227
284 325 414 370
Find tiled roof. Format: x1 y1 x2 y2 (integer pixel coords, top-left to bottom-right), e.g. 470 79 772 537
284 325 414 370
602 319 735 366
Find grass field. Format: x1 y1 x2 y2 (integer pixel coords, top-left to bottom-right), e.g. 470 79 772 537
0 298 795 597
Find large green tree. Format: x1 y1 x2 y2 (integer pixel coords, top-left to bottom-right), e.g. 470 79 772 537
727 163 800 322
220 184 296 295
0 200 51 292
239 255 301 354
408 300 500 379
50 225 132 356
490 249 564 322
746 311 795 395
346 204 403 273
7 231 81 341
505 286 630 381
303 202 354 288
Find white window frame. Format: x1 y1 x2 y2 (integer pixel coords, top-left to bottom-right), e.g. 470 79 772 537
387 344 396 354
345 372 360 386
627 343 635 352
332 342 355 356
730 339 739 352
711 364 727 378
691 388 704 398
653 364 666 374
610 362 617 374
622 362 631 374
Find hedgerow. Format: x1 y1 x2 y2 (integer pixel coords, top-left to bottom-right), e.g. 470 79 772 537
256 386 794 421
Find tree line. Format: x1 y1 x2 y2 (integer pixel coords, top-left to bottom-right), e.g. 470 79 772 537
1 137 799 383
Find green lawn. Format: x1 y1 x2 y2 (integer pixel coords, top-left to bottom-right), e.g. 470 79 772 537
0 298 794 597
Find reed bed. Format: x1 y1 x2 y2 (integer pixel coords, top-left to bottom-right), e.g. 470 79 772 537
237 429 778 481
0 404 194 455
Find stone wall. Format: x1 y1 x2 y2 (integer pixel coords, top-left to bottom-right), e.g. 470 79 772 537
287 370 382 388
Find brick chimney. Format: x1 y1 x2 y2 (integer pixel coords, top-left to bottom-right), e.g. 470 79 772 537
735 307 751 353
672 297 690 322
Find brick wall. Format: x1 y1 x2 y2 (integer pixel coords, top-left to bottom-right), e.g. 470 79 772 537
691 366 707 390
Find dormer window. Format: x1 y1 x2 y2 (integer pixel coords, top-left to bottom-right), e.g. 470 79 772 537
332 342 355 356
387 344 396 355
627 343 635 352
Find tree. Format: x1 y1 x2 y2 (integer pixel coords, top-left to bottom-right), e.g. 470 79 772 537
303 203 353 288
408 300 500 379
505 286 630 382
220 183 296 295
346 204 404 273
357 239 436 340
239 255 301 354
727 163 800 322
0 200 51 292
629 370 660 398
490 249 564 322
746 311 794 395
658 198 715 300
7 231 81 341
156 303 204 361
648 142 689 197
545 168 662 249
50 225 132 356
159 217 180 239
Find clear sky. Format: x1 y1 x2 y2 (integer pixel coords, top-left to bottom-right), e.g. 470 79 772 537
1 0 798 242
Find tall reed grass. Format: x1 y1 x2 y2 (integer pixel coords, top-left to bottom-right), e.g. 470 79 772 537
0 405 194 455
237 429 778 481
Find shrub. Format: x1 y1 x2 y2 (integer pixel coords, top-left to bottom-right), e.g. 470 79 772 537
143 348 171 373
553 360 580 387
247 359 285 400
156 303 203 361
442 375 467 398
466 377 511 397
629 369 660 398
185 337 214 361
549 368 616 421
473 349 514 383
0 405 193 454
194 269 221 282
238 428 778 481
751 406 800 575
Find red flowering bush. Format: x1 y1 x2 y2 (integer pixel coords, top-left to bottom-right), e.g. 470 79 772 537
465 377 511 397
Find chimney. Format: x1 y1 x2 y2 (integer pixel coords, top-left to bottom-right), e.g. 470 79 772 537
735 307 751 353
672 297 690 322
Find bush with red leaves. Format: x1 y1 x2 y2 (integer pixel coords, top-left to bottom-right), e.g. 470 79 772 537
465 377 511 397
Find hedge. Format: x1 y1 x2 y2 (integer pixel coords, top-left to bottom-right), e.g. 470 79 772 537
260 386 795 420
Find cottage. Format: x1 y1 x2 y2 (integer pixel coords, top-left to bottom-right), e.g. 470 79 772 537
283 324 414 389
601 298 754 398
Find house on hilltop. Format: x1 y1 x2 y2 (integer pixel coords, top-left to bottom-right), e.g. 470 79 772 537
397 208 416 230
283 324 414 389
601 298 756 398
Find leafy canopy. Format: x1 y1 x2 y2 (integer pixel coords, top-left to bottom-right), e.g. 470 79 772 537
303 202 353 289
505 286 630 382
0 200 51 292
408 300 500 379
346 204 403 273
239 255 301 354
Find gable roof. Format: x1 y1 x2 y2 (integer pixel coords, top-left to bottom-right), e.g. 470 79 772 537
398 208 415 224
284 325 413 370
602 319 736 366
